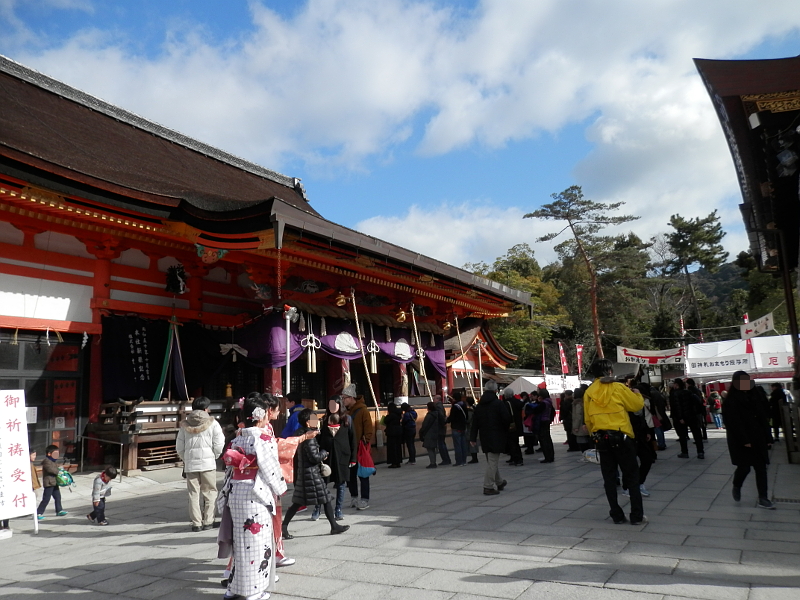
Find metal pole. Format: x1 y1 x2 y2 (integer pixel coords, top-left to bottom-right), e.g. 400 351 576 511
777 230 799 463
285 313 291 395
477 342 483 393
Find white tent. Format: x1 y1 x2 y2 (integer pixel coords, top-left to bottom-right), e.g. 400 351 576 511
686 335 794 378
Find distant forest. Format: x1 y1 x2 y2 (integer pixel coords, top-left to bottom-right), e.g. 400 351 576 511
469 186 791 370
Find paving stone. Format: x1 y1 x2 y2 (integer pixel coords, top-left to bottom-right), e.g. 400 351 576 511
518 534 583 548
388 550 492 572
570 538 628 553
409 569 533 598
477 558 615 587
327 581 454 600
582 527 688 546
747 586 800 600
553 549 678 575
606 569 749 600
458 541 560 561
621 542 741 564
740 550 800 568
517 580 664 600
321 562 431 586
270 572 354 599
643 523 745 539
683 535 800 554
674 559 800 587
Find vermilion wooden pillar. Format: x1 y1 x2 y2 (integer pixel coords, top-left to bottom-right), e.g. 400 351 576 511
326 359 346 398
84 236 122 463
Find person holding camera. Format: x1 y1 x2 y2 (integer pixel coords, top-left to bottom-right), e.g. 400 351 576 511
584 358 646 525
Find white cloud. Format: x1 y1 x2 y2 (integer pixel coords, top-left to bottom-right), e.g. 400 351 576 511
357 202 559 267
1 0 797 264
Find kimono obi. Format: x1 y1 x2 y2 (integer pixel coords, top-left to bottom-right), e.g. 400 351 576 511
223 448 258 480
232 466 258 480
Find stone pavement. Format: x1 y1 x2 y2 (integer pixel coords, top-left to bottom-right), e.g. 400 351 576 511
1 426 799 600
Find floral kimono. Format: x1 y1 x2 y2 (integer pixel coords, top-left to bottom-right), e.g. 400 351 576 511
217 427 287 599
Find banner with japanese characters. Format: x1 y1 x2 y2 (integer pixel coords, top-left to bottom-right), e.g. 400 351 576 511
616 346 685 365
0 390 34 521
687 354 755 375
740 313 774 340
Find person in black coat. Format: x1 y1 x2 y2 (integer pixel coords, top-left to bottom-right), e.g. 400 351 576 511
469 381 511 495
383 403 404 468
419 402 440 468
282 409 350 538
400 403 418 465
649 385 670 450
446 391 469 466
560 390 579 451
502 387 524 466
723 371 774 509
317 396 356 520
433 395 452 465
769 383 787 442
686 378 708 440
670 379 705 459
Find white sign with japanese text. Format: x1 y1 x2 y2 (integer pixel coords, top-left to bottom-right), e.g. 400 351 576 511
759 352 794 370
0 390 35 521
617 346 685 365
740 313 774 340
687 355 755 375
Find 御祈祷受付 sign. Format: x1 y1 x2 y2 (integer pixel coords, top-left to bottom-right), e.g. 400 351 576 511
0 390 34 521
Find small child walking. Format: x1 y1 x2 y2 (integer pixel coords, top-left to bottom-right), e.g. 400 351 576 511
87 466 117 526
37 445 68 520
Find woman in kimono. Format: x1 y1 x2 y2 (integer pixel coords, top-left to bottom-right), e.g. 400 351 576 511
218 395 305 600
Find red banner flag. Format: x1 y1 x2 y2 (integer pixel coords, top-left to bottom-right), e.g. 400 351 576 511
558 342 569 374
576 344 584 376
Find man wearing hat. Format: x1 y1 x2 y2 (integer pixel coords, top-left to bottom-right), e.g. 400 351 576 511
342 383 374 510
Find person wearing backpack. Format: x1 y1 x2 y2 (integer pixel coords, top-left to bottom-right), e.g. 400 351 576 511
37 444 68 519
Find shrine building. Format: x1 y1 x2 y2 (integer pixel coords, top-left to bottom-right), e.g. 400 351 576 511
0 55 529 471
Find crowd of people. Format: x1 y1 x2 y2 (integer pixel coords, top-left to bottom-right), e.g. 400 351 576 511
12 363 789 600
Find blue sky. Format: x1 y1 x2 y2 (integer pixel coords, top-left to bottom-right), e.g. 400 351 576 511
1 0 799 268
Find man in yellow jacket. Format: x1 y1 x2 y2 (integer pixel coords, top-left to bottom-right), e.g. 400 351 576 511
584 358 646 525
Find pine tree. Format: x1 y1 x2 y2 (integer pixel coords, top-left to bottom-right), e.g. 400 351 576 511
524 185 638 358
666 211 728 332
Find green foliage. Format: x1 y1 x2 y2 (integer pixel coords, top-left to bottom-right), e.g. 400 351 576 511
667 211 728 273
466 202 792 368
524 185 639 358
464 244 570 369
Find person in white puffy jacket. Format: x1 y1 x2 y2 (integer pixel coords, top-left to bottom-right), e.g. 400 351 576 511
176 396 225 531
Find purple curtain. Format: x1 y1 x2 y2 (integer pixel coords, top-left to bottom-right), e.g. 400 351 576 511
375 327 417 364
235 312 304 368
233 314 445 376
318 321 363 360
